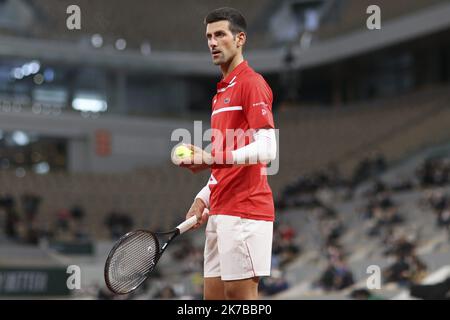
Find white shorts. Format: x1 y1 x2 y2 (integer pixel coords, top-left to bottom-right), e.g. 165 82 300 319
204 214 273 281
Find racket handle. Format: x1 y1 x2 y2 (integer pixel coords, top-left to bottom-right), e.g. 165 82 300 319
176 215 198 234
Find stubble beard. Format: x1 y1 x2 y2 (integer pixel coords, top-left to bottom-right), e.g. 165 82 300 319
212 54 224 66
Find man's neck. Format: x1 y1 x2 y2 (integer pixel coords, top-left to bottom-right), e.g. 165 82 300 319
220 54 244 79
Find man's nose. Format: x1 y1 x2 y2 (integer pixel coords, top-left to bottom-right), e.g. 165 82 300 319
209 38 218 48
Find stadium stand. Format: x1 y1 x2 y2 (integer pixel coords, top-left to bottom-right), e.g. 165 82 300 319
271 84 450 195
1 83 448 243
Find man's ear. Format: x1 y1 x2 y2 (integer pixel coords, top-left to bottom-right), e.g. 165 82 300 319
236 32 246 48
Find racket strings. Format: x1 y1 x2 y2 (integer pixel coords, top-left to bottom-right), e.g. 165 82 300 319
110 235 157 291
107 231 159 293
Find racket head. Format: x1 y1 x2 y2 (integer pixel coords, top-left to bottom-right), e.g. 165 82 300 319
104 230 161 295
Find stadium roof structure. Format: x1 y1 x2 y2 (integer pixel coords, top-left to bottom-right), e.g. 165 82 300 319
0 0 449 74
5 0 276 51
316 0 448 40
290 0 450 70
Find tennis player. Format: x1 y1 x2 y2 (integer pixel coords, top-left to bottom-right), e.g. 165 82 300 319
173 7 277 300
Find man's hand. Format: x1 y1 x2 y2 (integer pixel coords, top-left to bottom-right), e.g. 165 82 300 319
172 144 213 173
186 198 209 229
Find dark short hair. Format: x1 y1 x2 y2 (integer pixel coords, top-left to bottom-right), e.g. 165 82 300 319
204 7 247 35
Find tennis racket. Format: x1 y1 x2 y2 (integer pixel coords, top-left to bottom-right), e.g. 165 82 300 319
104 215 198 295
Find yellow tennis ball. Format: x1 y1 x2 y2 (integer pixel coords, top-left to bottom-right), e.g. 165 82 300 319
175 145 193 158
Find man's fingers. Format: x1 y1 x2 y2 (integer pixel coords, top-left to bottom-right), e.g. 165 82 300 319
191 222 201 230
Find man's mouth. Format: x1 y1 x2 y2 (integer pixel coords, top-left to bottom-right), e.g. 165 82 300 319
211 50 221 57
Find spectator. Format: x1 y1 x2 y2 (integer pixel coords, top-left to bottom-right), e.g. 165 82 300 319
352 153 388 186
1 196 20 240
417 157 450 187
259 269 289 296
55 208 72 235
105 211 134 240
155 285 177 299
350 288 384 300
317 256 354 291
70 205 85 221
383 254 427 286
272 223 301 267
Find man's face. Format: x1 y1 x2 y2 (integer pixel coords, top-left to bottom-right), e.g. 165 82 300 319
206 20 244 66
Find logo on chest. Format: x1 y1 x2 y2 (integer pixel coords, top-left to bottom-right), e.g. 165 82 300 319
224 97 230 104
